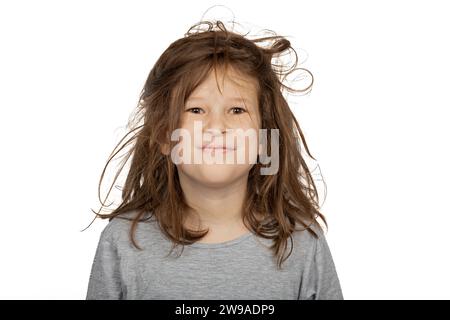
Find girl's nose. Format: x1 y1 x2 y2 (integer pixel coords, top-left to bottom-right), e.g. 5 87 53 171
204 111 227 134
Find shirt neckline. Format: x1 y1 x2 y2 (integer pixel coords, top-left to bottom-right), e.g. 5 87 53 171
188 230 254 249
132 211 255 249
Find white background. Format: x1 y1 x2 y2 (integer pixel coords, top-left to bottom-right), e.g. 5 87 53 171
0 0 449 299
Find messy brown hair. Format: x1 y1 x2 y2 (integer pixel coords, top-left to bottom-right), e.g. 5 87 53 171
85 20 327 270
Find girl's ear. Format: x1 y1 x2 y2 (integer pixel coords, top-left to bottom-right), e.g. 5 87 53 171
159 132 171 156
258 143 263 156
160 143 170 156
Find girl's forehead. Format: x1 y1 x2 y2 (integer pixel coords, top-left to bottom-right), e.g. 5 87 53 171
190 67 258 100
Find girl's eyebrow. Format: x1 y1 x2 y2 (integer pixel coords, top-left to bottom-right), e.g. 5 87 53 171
187 96 251 104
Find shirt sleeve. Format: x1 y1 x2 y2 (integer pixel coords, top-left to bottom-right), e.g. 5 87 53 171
86 231 123 300
300 231 344 300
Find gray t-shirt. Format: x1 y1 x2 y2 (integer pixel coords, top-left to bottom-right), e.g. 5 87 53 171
86 211 343 300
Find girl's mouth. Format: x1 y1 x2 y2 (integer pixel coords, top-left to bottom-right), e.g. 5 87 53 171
201 146 236 152
199 144 237 152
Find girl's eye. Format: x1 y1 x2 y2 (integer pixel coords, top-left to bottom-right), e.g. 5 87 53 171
186 107 204 114
185 107 247 114
231 107 246 114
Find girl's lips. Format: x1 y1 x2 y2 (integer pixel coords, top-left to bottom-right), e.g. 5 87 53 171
203 146 235 149
199 146 236 152
200 144 236 150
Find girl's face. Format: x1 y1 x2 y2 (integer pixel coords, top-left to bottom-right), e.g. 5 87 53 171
169 66 261 188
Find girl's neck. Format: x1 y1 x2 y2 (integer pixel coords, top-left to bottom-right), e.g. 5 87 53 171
178 170 249 229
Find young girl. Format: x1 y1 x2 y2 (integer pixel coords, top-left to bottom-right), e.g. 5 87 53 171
85 20 343 300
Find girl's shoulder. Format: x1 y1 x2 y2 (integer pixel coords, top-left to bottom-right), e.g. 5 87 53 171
98 210 157 244
292 219 325 238
289 220 327 252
